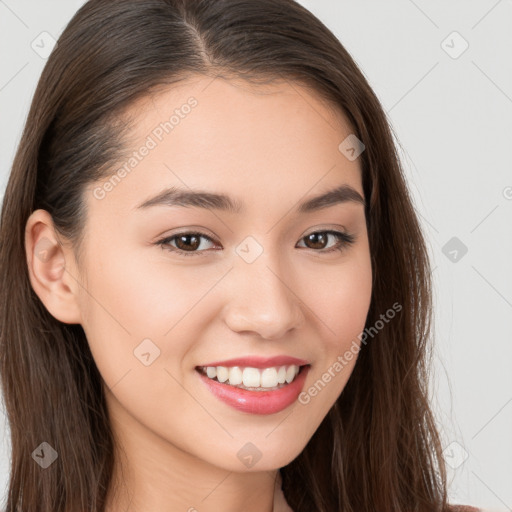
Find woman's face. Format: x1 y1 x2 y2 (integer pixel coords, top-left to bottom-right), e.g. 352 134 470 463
66 76 372 471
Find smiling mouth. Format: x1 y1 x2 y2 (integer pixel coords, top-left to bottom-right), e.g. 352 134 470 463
195 364 309 391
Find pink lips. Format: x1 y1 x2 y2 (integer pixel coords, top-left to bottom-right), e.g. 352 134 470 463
198 355 309 369
196 356 311 415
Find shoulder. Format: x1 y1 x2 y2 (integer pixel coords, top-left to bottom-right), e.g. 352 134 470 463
448 505 482 512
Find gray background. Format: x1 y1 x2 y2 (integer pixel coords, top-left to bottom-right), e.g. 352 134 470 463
1 1 511 510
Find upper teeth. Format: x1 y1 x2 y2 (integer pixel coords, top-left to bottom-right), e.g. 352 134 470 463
202 365 300 388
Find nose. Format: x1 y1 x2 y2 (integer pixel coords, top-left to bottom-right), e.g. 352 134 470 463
222 253 305 340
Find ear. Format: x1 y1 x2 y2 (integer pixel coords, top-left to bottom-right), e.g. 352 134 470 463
25 209 83 324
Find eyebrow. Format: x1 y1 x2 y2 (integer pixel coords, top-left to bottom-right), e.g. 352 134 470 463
135 184 366 214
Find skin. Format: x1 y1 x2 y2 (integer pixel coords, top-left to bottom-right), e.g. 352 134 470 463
25 75 372 512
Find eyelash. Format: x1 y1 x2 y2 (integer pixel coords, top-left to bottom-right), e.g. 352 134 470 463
155 230 356 257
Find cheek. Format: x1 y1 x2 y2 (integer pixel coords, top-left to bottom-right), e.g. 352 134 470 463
83 240 210 329
297 258 371 428
300 247 372 349
77 244 205 386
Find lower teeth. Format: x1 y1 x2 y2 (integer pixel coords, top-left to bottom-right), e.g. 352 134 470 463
223 381 287 391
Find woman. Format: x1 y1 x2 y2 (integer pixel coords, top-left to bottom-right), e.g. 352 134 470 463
0 0 480 510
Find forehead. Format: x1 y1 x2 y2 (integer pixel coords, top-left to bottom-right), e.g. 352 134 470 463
88 75 363 217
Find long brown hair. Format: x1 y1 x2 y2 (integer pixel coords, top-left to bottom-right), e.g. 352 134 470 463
0 0 448 510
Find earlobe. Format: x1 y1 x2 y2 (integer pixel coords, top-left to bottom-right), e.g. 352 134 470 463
25 209 83 325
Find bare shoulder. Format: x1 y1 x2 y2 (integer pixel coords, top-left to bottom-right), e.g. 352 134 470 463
448 505 482 512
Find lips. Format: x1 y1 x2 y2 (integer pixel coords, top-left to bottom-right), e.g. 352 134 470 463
197 364 310 414
195 355 311 415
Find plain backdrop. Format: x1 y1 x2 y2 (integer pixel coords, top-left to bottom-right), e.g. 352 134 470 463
0 1 511 510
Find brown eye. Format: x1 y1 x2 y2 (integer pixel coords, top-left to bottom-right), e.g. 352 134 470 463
297 230 356 254
174 234 201 251
156 232 217 257
304 232 329 249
